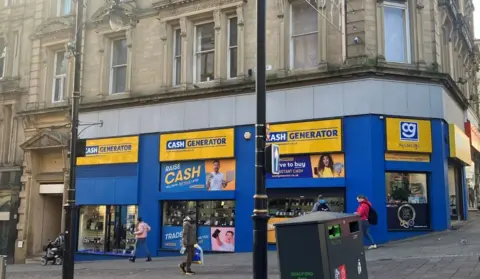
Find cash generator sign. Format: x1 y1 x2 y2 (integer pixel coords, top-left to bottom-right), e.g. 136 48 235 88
266 119 343 154
385 118 432 153
77 136 139 165
160 128 235 161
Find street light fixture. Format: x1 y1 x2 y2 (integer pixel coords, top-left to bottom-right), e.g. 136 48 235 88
62 1 128 279
252 0 269 279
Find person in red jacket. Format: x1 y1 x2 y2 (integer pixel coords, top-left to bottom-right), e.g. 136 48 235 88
355 195 377 249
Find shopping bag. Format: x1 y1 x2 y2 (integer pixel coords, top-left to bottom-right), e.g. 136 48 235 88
192 244 204 266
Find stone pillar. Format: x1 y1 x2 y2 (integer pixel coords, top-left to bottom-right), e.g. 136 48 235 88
96 34 106 100
376 0 386 61
415 0 426 68
236 5 245 78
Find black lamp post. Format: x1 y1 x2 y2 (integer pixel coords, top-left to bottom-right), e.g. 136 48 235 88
62 1 128 278
252 0 269 278
62 0 83 278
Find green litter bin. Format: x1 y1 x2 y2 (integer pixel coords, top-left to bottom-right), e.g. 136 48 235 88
274 212 368 279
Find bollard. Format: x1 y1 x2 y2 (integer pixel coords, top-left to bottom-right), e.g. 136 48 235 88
0 255 6 279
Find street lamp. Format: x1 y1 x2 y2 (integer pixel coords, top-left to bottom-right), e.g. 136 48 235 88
252 0 269 279
62 1 128 278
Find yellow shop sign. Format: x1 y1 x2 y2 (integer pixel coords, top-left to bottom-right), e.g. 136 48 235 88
267 119 342 155
385 118 432 153
159 128 234 162
449 124 472 165
77 136 139 166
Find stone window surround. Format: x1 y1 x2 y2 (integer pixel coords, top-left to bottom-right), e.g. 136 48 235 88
381 0 412 64
96 28 133 100
276 0 332 73
40 40 73 105
376 0 419 66
158 2 245 89
0 28 22 80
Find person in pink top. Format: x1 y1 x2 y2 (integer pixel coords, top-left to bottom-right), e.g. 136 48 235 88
129 217 152 262
355 195 377 250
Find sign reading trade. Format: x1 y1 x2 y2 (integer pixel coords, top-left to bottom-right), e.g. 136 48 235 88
386 118 432 153
267 119 342 155
77 136 139 166
160 128 234 162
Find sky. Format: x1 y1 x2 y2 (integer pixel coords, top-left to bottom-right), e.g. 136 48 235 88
475 0 480 38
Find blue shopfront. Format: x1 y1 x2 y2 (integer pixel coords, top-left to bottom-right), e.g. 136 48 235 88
74 115 470 261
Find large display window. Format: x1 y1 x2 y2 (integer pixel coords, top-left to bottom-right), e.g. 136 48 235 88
77 205 138 256
266 188 345 244
385 172 430 231
161 200 235 252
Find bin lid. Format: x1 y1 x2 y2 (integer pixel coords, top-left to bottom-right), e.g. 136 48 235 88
273 212 358 227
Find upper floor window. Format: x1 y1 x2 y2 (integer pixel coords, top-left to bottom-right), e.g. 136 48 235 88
290 0 318 70
194 22 215 83
110 38 127 94
383 1 411 63
173 28 182 86
57 0 71 16
0 38 5 79
228 17 238 79
52 51 67 103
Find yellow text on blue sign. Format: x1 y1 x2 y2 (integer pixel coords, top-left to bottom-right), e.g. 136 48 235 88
385 118 432 153
159 128 234 162
267 119 342 155
449 124 472 165
77 136 139 166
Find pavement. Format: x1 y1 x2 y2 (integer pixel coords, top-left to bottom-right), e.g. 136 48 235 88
6 213 480 279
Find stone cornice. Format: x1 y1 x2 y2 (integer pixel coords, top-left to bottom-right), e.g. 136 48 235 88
17 66 469 118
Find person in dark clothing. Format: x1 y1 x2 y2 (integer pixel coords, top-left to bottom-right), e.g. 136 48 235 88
311 195 330 212
179 213 197 275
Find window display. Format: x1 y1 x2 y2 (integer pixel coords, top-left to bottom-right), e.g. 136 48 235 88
385 172 430 231
161 200 235 252
267 192 345 244
77 205 138 256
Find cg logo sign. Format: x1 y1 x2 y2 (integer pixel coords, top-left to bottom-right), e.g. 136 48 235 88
400 121 419 142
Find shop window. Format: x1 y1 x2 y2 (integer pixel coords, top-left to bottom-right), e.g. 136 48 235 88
161 200 235 252
385 172 430 231
77 205 138 256
266 189 345 244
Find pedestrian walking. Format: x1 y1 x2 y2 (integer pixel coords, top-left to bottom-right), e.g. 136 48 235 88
129 217 152 262
179 213 197 275
311 195 330 212
355 195 377 249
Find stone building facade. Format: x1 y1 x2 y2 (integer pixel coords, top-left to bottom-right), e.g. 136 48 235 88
0 0 476 263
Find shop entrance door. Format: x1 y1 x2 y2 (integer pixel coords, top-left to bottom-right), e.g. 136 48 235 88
448 164 466 220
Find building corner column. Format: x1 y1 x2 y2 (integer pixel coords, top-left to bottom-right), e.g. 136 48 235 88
415 0 426 69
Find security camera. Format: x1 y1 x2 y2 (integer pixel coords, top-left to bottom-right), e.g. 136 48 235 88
353 37 360 44
67 41 75 55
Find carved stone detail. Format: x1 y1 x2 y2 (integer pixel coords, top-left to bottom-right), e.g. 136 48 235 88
20 130 68 150
214 8 221 31
180 17 187 37
32 18 74 39
236 5 244 25
275 0 285 18
160 21 167 41
416 0 424 9
157 0 244 18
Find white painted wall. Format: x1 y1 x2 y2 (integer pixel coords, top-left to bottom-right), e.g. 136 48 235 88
79 79 465 139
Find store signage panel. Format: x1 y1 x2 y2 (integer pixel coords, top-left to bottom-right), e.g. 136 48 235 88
465 121 480 152
159 128 234 162
385 118 432 153
267 119 343 155
77 136 139 166
449 124 472 165
384 153 430 163
161 159 236 192
162 226 235 252
266 153 345 179
386 203 430 231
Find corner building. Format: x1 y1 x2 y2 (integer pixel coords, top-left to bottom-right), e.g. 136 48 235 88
12 0 478 262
